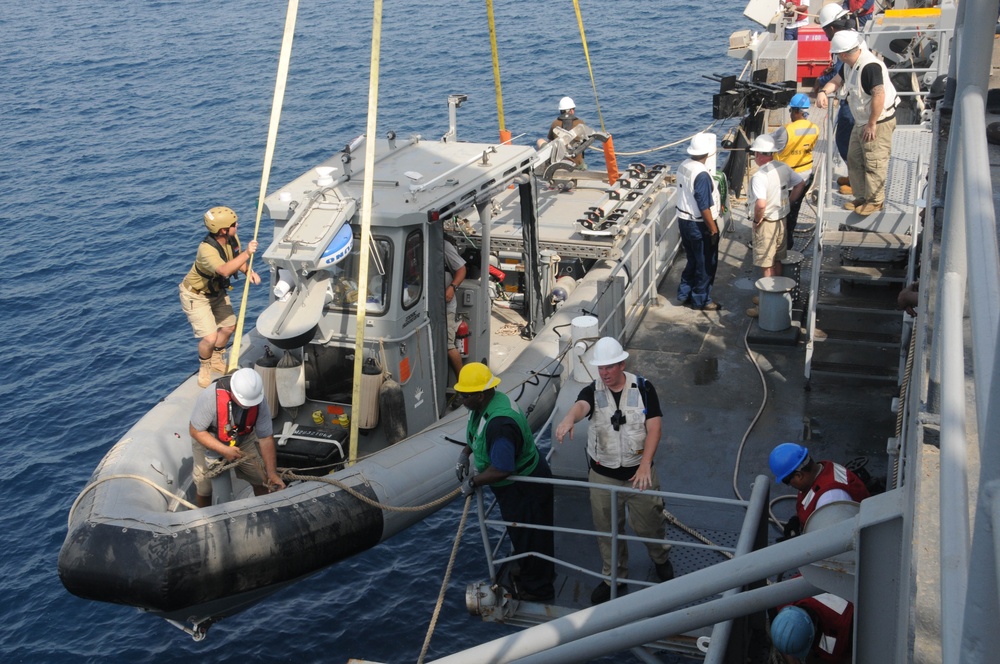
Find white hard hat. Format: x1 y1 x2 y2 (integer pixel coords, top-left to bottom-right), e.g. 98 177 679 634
230 367 264 406
559 96 576 111
588 337 629 366
750 133 778 153
687 132 717 156
818 4 849 28
829 30 862 55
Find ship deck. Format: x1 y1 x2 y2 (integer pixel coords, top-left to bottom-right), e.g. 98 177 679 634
467 191 898 656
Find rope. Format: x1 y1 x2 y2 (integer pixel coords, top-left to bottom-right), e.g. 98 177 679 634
614 120 723 157
228 0 299 371
571 0 605 133
663 509 733 560
416 494 473 664
893 318 917 489
485 0 509 143
67 475 198 527
281 470 462 512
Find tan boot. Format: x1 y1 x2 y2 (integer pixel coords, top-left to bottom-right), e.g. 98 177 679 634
210 348 227 374
198 357 213 388
854 202 884 216
746 307 759 318
839 184 853 196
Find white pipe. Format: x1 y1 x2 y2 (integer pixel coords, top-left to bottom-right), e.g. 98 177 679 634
429 516 856 664
940 271 970 663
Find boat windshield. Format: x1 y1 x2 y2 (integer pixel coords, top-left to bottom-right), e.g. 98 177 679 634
326 234 392 315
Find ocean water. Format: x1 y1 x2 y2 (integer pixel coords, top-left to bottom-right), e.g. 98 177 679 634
1 1 749 661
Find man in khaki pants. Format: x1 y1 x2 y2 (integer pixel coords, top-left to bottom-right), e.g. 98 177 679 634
817 30 898 217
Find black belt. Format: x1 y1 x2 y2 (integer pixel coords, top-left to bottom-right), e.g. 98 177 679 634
677 208 702 222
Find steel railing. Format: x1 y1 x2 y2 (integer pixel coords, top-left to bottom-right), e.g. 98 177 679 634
915 0 1000 662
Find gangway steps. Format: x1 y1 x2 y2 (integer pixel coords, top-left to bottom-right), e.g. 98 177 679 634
821 230 911 249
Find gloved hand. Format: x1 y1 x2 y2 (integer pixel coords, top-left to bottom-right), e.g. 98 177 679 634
456 451 471 482
461 476 477 497
782 515 801 540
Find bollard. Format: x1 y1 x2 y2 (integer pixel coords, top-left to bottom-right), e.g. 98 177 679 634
755 277 797 331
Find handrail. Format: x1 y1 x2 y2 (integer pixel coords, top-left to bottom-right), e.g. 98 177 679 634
926 1 1000 661
471 473 756 602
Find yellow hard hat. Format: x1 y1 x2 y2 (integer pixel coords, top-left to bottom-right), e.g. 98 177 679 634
204 206 238 233
454 362 501 393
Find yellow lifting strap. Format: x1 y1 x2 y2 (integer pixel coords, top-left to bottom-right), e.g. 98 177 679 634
228 0 299 373
347 0 385 465
485 0 511 144
571 0 618 182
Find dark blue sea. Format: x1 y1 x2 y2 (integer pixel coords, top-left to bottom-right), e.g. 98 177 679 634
2 1 748 661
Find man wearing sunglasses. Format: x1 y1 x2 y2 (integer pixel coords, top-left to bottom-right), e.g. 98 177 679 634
770 442 869 540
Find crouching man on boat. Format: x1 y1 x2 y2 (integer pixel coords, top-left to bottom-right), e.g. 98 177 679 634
769 442 869 539
771 592 854 663
454 363 556 602
554 337 674 605
189 367 285 508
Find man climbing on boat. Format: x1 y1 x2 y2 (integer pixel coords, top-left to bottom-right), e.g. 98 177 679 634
179 206 261 387
189 367 285 508
454 363 555 601
676 132 722 311
554 337 674 605
769 442 869 539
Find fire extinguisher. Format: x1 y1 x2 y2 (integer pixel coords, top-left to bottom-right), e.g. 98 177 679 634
456 319 470 357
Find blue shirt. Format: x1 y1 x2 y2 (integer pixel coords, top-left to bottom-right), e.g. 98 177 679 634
692 171 714 214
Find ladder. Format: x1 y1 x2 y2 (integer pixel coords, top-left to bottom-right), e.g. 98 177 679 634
804 126 929 385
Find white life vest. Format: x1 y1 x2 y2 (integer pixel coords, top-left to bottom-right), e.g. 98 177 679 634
750 161 794 220
676 158 720 227
586 371 649 469
845 48 898 124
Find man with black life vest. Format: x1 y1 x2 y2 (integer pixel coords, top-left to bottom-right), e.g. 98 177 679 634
554 337 673 605
774 94 820 250
817 30 898 217
676 132 723 311
189 367 285 508
544 96 587 167
769 442 869 539
179 206 261 388
454 362 555 601
771 592 854 663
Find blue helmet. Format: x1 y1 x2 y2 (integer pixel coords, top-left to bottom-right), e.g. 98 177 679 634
769 442 809 483
789 93 810 110
771 606 815 658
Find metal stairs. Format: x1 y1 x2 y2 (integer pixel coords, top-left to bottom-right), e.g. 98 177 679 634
804 126 930 386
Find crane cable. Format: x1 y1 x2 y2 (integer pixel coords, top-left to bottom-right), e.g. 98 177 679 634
228 0 299 372
570 0 618 182
485 0 511 144
346 0 384 466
